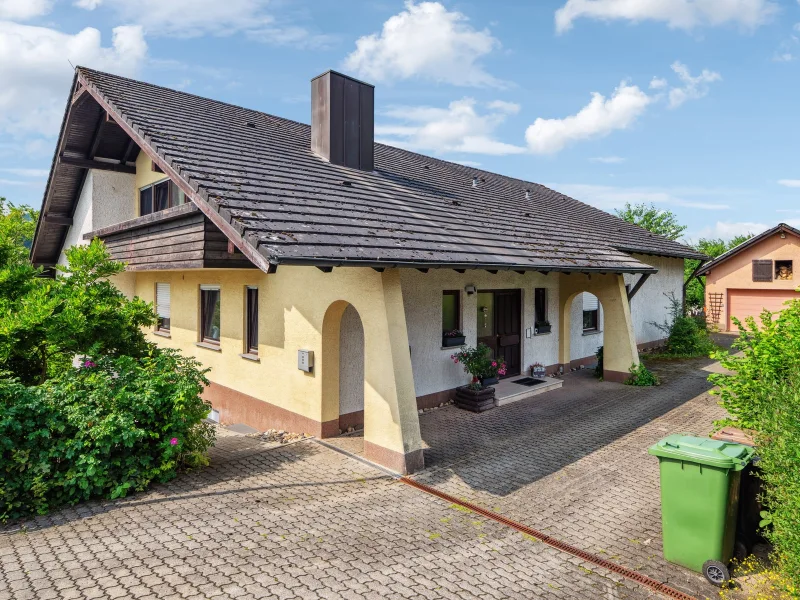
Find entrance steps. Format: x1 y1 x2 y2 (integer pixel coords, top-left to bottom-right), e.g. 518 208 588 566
493 376 563 407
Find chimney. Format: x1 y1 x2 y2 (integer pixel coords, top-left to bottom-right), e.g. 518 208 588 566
311 70 374 171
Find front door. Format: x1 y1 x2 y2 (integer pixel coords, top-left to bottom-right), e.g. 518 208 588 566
476 290 522 377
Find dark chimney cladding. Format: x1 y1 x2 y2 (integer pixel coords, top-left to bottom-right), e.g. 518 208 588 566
311 70 374 172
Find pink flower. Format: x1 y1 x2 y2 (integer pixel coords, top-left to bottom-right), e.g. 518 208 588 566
491 361 497 367
454 359 459 364
170 438 178 446
82 360 96 368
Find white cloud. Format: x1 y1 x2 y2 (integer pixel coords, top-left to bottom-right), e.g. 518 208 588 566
778 179 800 187
649 77 668 90
0 0 52 20
74 0 322 43
555 0 778 33
376 98 526 155
74 0 102 9
694 221 773 240
0 22 147 137
343 1 503 87
525 81 651 154
667 61 721 108
590 155 625 163
549 183 732 211
0 167 49 177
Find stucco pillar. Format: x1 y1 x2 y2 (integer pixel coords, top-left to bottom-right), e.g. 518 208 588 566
596 275 639 382
558 273 639 383
361 269 424 474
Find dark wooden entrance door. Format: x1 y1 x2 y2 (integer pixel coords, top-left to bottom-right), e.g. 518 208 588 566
476 290 522 378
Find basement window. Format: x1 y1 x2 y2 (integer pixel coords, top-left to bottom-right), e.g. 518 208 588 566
139 179 186 216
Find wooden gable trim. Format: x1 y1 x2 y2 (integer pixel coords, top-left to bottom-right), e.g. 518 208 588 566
76 70 274 275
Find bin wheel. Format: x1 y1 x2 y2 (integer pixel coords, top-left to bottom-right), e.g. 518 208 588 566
702 560 730 586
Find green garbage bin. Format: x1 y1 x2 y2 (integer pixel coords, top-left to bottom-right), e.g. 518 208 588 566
648 434 755 586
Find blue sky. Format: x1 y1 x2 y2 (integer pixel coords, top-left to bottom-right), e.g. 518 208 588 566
1 0 799 242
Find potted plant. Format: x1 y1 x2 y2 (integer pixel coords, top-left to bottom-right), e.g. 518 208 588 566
534 321 551 335
451 344 507 412
442 329 466 347
530 362 546 378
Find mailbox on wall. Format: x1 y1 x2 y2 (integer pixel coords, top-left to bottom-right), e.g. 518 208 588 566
298 349 314 372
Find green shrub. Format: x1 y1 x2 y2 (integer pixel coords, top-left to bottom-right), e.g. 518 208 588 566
625 363 660 386
651 292 716 358
594 345 604 378
0 349 214 521
712 302 800 593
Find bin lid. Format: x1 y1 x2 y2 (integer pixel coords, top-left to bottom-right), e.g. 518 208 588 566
647 434 755 470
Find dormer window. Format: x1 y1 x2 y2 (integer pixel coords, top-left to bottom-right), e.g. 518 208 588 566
139 179 186 216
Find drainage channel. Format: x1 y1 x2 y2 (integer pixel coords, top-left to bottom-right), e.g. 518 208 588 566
314 439 696 600
399 476 697 600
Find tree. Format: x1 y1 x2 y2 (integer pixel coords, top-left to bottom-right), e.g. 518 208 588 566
0 200 156 384
615 202 687 241
685 234 753 312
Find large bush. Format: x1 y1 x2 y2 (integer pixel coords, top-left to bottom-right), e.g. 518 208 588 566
711 304 800 593
0 201 215 520
651 292 716 358
0 240 155 385
0 350 214 521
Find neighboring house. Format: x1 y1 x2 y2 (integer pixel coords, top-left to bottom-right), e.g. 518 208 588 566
698 223 800 331
31 68 706 474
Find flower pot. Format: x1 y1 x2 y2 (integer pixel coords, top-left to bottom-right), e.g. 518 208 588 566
479 376 499 386
455 385 496 412
442 335 466 347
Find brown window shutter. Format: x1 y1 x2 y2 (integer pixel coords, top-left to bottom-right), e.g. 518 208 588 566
752 259 773 282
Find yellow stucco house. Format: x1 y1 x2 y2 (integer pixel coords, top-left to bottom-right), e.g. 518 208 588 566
31 67 707 474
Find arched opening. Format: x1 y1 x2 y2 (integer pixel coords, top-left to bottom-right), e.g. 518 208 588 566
557 274 639 383
320 300 365 437
569 291 603 367
338 304 364 431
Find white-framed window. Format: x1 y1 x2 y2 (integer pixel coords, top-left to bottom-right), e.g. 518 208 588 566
155 283 171 333
200 285 221 344
139 179 186 216
245 286 258 355
582 292 599 331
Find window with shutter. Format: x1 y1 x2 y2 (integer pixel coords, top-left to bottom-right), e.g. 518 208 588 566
582 292 599 331
752 260 773 282
155 283 170 332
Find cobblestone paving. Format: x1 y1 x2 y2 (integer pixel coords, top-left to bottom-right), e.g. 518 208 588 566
0 348 730 600
414 355 729 600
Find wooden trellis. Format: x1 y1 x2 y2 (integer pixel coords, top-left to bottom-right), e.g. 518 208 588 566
708 293 724 324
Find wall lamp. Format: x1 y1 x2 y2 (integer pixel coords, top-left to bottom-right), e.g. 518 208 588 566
465 284 476 295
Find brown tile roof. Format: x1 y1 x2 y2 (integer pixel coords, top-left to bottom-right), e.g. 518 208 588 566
696 223 800 275
35 67 708 273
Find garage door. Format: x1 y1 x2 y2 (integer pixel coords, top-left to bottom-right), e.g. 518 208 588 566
728 289 800 330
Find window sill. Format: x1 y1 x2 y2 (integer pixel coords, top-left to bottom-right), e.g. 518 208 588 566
153 330 171 339
239 353 260 362
196 341 222 352
534 332 551 337
441 344 465 350
582 330 603 336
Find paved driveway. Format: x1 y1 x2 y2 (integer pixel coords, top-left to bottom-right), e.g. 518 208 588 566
0 352 730 600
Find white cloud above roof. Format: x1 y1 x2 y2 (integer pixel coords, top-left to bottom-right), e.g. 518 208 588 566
343 1 504 87
555 0 778 33
525 82 652 154
376 98 526 155
778 179 800 187
0 21 146 136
